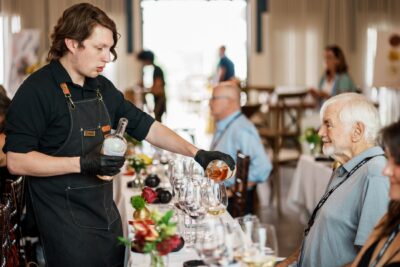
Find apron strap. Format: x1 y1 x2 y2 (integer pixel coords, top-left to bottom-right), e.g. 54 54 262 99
101 125 111 137
59 83 104 109
60 83 75 109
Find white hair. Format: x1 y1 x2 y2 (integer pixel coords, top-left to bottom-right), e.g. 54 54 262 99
320 93 381 144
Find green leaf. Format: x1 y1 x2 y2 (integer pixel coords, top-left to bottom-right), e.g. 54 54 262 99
163 224 177 236
117 236 131 247
131 195 146 210
143 242 156 253
161 210 173 224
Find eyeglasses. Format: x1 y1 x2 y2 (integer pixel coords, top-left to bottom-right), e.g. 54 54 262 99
210 96 231 101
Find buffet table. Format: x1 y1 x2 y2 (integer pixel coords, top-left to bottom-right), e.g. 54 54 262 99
286 155 333 224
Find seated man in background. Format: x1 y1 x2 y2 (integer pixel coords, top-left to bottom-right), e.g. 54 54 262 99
278 93 389 267
209 81 272 215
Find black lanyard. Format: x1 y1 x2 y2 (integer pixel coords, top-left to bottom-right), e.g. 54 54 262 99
210 113 242 150
369 223 400 267
304 154 383 236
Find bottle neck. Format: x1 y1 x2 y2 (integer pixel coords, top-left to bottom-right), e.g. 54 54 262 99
115 117 128 138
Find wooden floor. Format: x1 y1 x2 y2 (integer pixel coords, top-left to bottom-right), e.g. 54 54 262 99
257 165 305 257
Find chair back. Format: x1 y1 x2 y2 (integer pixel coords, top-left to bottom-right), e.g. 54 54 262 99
257 90 308 214
3 177 24 267
241 104 261 119
0 198 11 267
4 177 24 219
231 151 250 218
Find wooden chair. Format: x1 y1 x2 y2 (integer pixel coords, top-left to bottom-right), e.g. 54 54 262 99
4 177 25 266
241 104 261 119
0 198 11 267
5 176 24 220
258 91 308 214
231 151 250 218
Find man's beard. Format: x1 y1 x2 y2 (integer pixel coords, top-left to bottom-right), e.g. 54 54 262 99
322 144 335 156
322 143 345 160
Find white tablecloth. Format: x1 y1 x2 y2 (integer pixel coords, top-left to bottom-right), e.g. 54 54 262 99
128 211 239 267
286 155 332 224
113 174 239 267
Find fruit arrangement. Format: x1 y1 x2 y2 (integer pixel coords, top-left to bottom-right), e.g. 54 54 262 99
142 174 172 203
144 174 161 188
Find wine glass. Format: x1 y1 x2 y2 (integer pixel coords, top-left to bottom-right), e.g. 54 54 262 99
169 157 190 210
190 160 204 177
180 178 208 246
182 178 207 220
238 221 278 267
204 180 228 216
223 220 247 263
259 224 278 257
194 217 229 266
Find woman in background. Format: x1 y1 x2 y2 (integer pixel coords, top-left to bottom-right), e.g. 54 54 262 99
351 120 400 266
309 45 357 101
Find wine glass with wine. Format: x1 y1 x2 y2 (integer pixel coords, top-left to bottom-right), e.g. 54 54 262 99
239 220 279 267
205 160 236 183
203 180 228 216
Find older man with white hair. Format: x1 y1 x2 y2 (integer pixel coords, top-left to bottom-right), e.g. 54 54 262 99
278 93 389 267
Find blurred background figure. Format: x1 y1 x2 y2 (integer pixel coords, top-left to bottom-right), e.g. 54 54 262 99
209 81 272 215
309 45 357 102
0 89 11 191
351 120 400 267
217 45 235 83
0 91 10 167
137 50 166 122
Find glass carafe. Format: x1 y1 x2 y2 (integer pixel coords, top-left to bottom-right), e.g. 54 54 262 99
97 117 128 180
205 160 236 183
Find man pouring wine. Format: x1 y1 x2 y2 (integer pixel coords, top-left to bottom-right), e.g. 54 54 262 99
3 3 234 267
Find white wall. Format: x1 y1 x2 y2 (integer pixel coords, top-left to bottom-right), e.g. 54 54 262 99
3 0 400 92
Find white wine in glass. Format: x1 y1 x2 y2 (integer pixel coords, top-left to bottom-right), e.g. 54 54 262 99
205 181 228 216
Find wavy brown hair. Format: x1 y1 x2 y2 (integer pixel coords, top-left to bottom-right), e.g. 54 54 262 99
47 3 119 61
325 45 348 75
377 120 400 238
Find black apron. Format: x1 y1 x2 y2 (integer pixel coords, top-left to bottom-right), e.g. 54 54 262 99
26 83 124 267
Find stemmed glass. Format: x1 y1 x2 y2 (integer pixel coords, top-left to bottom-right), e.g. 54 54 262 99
204 180 228 216
182 177 207 220
169 157 191 210
180 177 208 246
236 216 278 267
194 217 230 266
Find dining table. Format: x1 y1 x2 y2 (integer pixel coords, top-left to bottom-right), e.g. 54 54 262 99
286 154 333 224
113 164 243 267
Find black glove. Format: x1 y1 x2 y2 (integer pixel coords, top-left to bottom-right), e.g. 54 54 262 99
80 147 125 176
194 149 235 171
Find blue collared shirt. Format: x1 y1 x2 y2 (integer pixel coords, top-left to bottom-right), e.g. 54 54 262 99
211 111 272 187
298 146 389 267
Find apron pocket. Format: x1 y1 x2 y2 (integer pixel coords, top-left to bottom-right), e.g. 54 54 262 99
66 182 119 230
80 126 103 156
